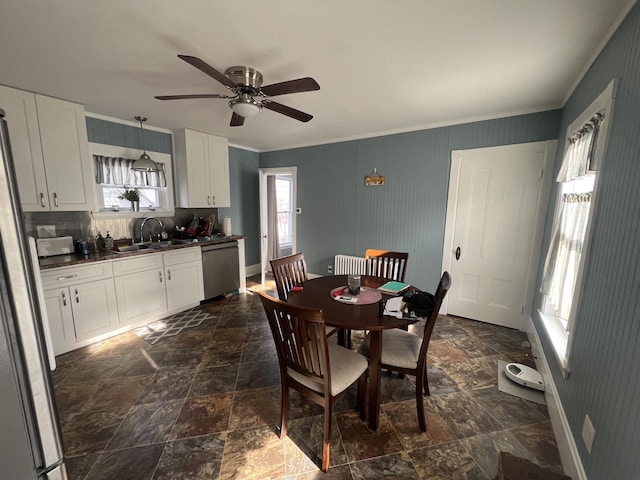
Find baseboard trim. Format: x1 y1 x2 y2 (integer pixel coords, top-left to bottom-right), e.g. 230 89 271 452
526 315 587 480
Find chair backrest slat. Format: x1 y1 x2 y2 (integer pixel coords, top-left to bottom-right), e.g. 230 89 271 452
259 292 330 388
418 271 452 360
365 249 409 282
270 253 309 301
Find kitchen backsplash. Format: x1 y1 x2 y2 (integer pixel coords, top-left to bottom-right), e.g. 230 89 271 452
25 208 220 243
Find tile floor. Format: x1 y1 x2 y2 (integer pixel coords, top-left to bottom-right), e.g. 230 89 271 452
52 277 565 479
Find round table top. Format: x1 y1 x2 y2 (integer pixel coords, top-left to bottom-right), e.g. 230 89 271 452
287 275 411 331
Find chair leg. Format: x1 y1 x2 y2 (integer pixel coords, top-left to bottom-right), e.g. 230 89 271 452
423 366 430 396
322 405 332 472
280 385 289 439
357 373 367 420
415 369 427 432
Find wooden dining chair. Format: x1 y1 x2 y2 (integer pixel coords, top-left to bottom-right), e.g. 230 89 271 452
258 292 368 472
358 271 451 431
365 249 409 282
270 252 309 301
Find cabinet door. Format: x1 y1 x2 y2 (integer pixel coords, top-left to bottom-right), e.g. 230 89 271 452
35 95 95 211
114 268 167 328
0 86 48 211
208 135 230 207
43 289 76 355
184 129 210 207
165 260 204 312
71 279 119 342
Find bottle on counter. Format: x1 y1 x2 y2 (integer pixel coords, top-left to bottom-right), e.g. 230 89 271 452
104 231 114 250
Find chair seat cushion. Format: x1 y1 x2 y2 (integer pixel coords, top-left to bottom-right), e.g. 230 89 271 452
358 329 422 370
288 344 368 396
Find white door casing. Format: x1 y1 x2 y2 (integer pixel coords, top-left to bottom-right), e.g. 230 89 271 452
442 141 555 330
259 167 297 285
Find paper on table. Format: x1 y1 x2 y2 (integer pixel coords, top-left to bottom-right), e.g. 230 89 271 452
383 296 404 317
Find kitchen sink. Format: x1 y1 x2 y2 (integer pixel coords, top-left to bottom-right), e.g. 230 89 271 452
110 240 175 253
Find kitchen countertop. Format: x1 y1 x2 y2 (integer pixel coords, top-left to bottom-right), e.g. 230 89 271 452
38 235 245 270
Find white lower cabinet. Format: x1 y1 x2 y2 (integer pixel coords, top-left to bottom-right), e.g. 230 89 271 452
113 253 167 328
41 246 206 354
41 263 118 355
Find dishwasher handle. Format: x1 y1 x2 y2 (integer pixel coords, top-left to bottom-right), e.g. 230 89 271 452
201 241 238 252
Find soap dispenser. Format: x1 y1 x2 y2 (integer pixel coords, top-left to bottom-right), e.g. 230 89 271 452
104 231 114 250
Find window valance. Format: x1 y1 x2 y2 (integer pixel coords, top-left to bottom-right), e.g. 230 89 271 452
94 155 166 187
556 112 604 182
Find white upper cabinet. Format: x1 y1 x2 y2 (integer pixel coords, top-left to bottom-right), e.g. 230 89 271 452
0 85 48 210
35 94 95 211
174 128 230 208
0 85 95 211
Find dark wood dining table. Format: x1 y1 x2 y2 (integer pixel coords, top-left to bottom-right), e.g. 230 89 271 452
286 274 412 430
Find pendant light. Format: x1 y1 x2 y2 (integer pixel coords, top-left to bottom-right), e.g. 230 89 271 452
131 116 160 172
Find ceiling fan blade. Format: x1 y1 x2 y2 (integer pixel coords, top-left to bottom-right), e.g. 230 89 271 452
263 101 313 122
230 112 245 127
260 77 320 97
177 54 237 89
155 94 231 100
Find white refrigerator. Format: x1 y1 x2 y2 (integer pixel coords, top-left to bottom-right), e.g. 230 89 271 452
0 107 67 479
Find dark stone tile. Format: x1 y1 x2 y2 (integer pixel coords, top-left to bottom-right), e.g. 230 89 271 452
80 375 153 412
153 433 226 480
284 464 353 479
241 339 277 363
199 342 243 367
107 399 182 449
228 386 281 431
189 363 239 396
136 369 196 404
350 452 420 479
109 349 167 377
219 425 285 479
171 329 216 349
379 374 419 404
427 392 502 439
382 400 456 450
409 440 489 479
235 359 281 391
60 355 124 384
284 414 348 473
209 327 247 346
54 381 103 417
470 387 548 429
426 364 461 396
84 443 164 480
159 348 205 370
64 452 101 480
427 340 470 365
89 332 145 356
246 322 273 342
510 421 564 472
439 360 497 391
216 313 249 328
460 430 539 479
336 410 403 462
449 335 502 358
432 319 470 340
170 393 234 439
61 408 129 455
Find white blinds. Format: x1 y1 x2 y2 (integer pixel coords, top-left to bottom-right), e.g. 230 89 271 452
94 155 166 187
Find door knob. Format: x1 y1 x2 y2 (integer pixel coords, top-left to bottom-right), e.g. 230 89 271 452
455 246 461 261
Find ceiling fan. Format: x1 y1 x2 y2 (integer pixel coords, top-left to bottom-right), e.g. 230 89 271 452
155 55 320 127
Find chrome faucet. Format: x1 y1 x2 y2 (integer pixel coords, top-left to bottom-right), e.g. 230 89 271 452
140 217 164 243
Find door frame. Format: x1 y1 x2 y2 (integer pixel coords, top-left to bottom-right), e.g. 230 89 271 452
441 140 556 330
259 167 298 285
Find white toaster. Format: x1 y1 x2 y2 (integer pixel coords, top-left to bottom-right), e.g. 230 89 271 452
36 236 75 257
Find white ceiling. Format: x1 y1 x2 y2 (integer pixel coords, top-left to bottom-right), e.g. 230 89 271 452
0 1 635 151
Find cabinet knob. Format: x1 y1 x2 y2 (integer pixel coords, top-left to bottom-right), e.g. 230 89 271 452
61 291 67 306
53 192 59 208
159 271 163 283
207 195 211 205
75 288 79 303
40 192 46 208
168 270 172 281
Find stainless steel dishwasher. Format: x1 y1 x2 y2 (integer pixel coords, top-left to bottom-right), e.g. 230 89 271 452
201 241 240 300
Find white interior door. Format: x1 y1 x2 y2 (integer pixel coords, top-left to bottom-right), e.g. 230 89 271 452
442 141 555 330
259 167 297 285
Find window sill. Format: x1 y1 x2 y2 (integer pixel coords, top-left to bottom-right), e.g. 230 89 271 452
92 209 175 220
537 309 570 378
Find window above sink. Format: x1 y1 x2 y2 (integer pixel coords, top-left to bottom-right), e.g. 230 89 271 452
89 142 175 218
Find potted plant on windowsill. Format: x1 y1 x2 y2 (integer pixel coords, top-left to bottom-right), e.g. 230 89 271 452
119 188 140 212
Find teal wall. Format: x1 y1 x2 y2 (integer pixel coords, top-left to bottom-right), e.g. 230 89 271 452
218 147 260 266
260 110 561 291
532 4 640 478
86 117 173 154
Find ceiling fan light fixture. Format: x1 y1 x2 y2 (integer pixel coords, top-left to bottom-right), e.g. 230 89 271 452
131 116 161 172
229 98 262 118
